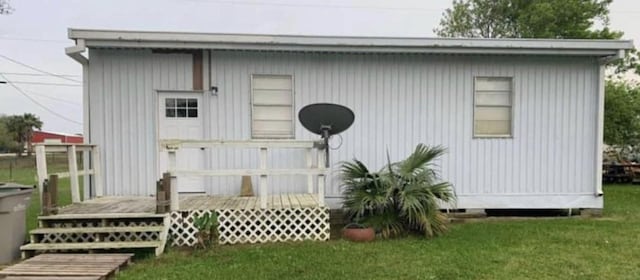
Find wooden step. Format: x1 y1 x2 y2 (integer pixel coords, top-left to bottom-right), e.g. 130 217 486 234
30 226 164 235
1 253 132 280
38 213 167 220
20 241 162 251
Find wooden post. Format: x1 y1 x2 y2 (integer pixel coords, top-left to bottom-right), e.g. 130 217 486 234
50 175 58 214
259 147 268 209
82 149 90 201
317 148 325 207
67 145 80 203
306 148 314 194
167 148 179 211
35 145 48 204
163 172 175 212
156 179 168 214
41 179 50 216
42 175 59 215
92 145 104 197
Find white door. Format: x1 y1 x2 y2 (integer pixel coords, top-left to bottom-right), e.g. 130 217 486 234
158 92 205 193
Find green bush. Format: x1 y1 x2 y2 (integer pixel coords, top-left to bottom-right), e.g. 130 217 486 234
340 144 456 238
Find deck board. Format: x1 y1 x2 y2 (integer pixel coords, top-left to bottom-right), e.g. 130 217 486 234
57 194 321 215
0 254 132 279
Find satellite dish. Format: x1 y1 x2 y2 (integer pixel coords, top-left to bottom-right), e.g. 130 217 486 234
298 103 355 167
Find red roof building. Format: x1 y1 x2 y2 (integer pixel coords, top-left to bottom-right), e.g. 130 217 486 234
32 131 83 144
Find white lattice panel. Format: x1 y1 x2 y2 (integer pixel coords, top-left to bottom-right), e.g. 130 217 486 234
39 218 164 243
169 210 213 246
169 207 330 246
41 233 96 243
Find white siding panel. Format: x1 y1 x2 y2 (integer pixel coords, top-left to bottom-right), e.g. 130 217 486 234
88 49 193 196
207 51 600 208
88 48 601 209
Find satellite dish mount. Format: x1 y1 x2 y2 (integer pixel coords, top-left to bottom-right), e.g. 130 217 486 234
298 103 355 167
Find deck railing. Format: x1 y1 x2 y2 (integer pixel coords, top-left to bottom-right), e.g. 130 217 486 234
159 139 328 210
34 143 103 209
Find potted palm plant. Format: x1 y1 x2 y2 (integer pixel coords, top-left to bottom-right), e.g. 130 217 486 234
340 144 455 239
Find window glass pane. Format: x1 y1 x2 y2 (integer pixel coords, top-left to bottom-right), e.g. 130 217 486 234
177 98 187 108
188 109 198 118
475 107 510 121
474 77 513 136
187 98 198 108
253 106 292 121
476 92 511 106
475 120 510 135
476 77 511 91
165 98 175 108
177 108 187 117
165 109 175 118
252 75 294 138
253 90 292 105
253 76 292 90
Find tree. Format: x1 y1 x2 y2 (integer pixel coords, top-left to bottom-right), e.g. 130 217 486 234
435 0 620 39
435 0 638 73
0 0 13 15
0 116 20 153
604 81 640 148
5 113 43 157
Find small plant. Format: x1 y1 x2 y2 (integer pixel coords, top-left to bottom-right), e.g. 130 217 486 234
341 144 456 238
193 211 219 249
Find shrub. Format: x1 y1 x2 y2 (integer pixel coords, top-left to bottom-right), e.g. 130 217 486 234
341 144 455 238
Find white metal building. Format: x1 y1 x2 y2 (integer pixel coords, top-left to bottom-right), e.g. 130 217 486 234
66 28 633 210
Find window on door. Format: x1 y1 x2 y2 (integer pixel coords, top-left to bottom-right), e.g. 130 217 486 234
474 77 513 137
165 98 198 118
251 74 294 139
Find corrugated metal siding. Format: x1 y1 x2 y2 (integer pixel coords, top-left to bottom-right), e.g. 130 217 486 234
88 49 193 195
88 49 600 208
208 51 599 201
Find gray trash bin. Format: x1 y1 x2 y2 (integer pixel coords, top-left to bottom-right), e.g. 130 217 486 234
0 183 34 264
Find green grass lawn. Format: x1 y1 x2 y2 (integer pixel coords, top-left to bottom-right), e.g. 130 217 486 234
3 157 639 279
0 155 81 231
116 185 640 280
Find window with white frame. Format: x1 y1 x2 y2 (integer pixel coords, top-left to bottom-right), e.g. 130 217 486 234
165 98 198 118
251 75 294 138
474 77 513 137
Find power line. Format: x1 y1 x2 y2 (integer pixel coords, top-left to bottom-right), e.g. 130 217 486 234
185 0 444 12
0 37 68 43
0 72 79 77
0 54 81 83
8 81 81 87
23 90 81 106
0 74 83 126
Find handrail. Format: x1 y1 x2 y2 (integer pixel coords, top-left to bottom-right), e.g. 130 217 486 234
34 143 103 207
162 139 327 210
159 139 322 149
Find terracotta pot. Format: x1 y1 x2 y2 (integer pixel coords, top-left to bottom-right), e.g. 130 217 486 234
342 227 375 242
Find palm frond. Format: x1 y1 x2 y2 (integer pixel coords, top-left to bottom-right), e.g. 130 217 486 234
395 144 446 178
340 143 456 239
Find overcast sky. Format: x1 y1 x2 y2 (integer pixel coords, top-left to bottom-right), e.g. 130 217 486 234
1 0 639 134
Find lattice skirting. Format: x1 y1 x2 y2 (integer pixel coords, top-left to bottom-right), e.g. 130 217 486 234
40 219 162 243
169 207 330 246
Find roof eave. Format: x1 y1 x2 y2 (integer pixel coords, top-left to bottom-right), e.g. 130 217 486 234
68 28 634 57
80 39 625 57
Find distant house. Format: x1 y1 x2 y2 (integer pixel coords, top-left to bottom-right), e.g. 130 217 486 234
32 131 83 144
66 28 633 211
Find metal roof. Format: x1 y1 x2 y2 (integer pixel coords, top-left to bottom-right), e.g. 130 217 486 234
68 28 633 57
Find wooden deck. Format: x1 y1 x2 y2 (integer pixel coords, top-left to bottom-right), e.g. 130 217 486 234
57 194 321 215
0 253 132 280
